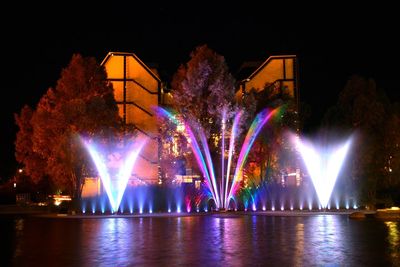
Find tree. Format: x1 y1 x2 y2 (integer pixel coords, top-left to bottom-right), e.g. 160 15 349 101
323 75 389 207
15 54 122 205
171 44 237 140
167 44 244 185
15 105 47 184
380 103 400 204
244 82 298 185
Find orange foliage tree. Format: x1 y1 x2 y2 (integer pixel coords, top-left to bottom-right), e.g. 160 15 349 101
15 54 122 202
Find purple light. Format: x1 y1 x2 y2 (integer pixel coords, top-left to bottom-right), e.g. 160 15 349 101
156 106 279 210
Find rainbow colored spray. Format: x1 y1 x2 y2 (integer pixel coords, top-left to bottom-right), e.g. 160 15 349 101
156 106 280 210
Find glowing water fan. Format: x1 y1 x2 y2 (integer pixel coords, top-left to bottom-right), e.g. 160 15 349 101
297 137 351 209
82 138 146 213
156 106 280 210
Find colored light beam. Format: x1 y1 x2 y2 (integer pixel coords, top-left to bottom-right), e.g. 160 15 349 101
224 110 242 208
155 107 219 205
297 137 351 209
227 107 280 203
156 106 280 210
82 138 146 212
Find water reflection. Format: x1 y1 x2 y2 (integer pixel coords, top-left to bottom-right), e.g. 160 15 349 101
307 215 345 265
0 214 397 266
294 222 304 266
91 219 134 265
211 216 246 266
13 218 24 258
385 221 400 265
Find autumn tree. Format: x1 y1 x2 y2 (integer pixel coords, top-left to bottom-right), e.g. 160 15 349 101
15 54 122 204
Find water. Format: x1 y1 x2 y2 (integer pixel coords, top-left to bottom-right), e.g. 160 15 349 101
1 214 399 266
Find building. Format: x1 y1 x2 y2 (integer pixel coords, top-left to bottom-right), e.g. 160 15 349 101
235 55 301 186
235 55 299 108
101 52 162 183
82 52 300 198
81 52 166 197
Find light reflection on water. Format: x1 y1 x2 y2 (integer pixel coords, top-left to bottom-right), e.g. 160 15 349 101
385 221 400 265
1 215 399 266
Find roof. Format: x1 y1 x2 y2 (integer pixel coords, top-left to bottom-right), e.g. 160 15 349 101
100 51 161 82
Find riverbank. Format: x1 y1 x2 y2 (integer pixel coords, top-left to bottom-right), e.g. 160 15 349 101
0 204 51 216
0 204 383 220
31 209 373 219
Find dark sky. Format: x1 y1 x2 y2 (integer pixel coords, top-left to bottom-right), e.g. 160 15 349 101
1 3 398 179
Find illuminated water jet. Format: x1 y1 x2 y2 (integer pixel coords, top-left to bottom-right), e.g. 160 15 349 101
296 137 351 209
156 106 280 210
82 137 146 213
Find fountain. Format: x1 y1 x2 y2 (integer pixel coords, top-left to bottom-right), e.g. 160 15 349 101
156 106 281 211
296 136 352 209
78 106 355 215
81 137 147 213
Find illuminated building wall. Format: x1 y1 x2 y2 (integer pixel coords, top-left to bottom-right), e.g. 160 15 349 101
101 52 162 184
236 55 299 105
81 177 101 198
235 55 301 186
83 52 300 195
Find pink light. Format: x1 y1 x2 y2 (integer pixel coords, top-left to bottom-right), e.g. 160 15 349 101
156 106 280 210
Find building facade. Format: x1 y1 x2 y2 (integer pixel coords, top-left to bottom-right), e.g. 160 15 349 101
82 52 300 198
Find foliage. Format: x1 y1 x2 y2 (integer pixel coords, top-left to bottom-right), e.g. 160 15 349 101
244 82 298 185
15 54 123 201
322 75 399 207
165 44 245 185
171 44 237 140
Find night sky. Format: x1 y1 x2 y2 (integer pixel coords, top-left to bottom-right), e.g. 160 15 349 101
1 3 398 180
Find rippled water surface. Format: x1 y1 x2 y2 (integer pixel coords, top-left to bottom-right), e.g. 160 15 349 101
1 214 399 266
